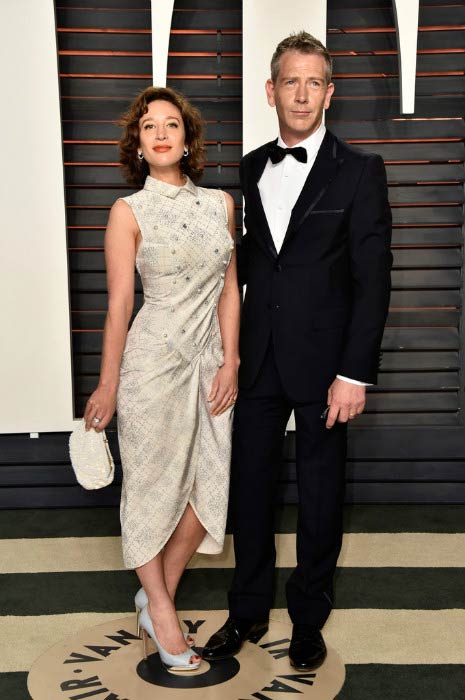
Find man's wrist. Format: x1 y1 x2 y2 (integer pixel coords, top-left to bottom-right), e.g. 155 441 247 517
336 374 372 387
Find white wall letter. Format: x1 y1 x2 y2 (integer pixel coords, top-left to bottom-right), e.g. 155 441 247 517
392 0 419 114
151 0 175 87
0 1 74 433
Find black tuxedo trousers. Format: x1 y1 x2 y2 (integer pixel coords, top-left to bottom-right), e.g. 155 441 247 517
228 341 347 627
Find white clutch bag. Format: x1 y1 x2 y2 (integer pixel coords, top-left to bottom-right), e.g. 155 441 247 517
69 419 115 490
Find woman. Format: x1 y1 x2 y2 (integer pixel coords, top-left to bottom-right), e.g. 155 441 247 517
83 86 240 673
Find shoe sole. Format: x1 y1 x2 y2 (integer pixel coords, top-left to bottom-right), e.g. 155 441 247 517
163 664 201 675
289 654 327 672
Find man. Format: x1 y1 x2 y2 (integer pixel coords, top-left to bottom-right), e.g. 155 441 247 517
203 31 392 671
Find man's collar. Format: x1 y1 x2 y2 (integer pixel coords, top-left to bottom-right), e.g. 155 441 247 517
277 123 326 157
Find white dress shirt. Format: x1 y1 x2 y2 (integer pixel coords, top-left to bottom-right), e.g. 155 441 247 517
257 124 369 387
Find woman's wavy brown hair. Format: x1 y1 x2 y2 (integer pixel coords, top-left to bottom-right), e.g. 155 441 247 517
119 86 205 187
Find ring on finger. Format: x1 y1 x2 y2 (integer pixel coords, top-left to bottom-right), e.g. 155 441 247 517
93 416 102 424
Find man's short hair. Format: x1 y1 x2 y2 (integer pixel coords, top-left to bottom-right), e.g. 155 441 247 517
270 31 333 84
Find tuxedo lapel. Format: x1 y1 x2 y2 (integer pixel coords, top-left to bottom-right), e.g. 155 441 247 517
246 142 278 260
281 131 343 251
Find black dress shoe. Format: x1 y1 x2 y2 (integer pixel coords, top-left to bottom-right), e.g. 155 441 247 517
202 617 269 660
288 624 327 671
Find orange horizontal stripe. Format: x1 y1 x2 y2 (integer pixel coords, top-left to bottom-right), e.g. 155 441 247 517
63 140 119 144
332 94 461 101
65 162 119 166
60 74 241 79
417 49 465 54
331 51 385 56
167 74 241 79
57 28 151 34
330 48 465 57
333 70 465 79
63 140 243 145
168 52 241 57
390 118 462 121
331 49 465 56
170 29 241 34
333 72 463 79
347 139 463 144
168 52 219 57
171 29 216 34
59 50 152 56
421 24 465 32
387 159 455 163
56 6 149 12
174 7 238 11
336 25 465 33
60 74 151 78
62 117 240 124
57 27 241 36
65 183 131 187
65 162 240 167
62 119 116 122
333 73 397 78
417 71 464 76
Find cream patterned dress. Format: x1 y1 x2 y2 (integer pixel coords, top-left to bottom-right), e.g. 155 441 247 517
117 175 234 569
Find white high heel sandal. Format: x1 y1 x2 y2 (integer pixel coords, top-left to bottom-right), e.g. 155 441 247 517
135 588 194 646
139 605 201 674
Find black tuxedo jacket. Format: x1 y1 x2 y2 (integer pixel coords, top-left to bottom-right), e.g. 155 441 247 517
237 129 393 402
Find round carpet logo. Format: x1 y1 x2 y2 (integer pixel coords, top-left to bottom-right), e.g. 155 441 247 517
28 611 345 699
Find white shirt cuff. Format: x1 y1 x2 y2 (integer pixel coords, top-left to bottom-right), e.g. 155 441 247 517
336 374 372 387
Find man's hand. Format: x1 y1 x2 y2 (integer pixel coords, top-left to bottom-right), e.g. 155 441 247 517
325 377 366 428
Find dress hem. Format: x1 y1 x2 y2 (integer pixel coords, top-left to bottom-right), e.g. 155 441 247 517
122 495 223 570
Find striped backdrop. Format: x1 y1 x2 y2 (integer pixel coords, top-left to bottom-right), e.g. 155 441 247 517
1 504 464 699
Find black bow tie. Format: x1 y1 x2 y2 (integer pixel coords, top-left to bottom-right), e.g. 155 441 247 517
267 143 308 165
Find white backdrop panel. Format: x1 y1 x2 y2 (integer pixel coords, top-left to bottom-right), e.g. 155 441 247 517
0 1 74 433
243 1 327 430
243 0 327 154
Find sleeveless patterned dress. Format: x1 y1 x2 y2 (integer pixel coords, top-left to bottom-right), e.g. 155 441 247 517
117 175 234 569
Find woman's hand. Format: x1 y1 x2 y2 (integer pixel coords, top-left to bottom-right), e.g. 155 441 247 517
207 362 239 416
84 385 117 432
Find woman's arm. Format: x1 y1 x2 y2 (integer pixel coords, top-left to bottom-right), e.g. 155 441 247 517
84 199 140 431
208 191 241 416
